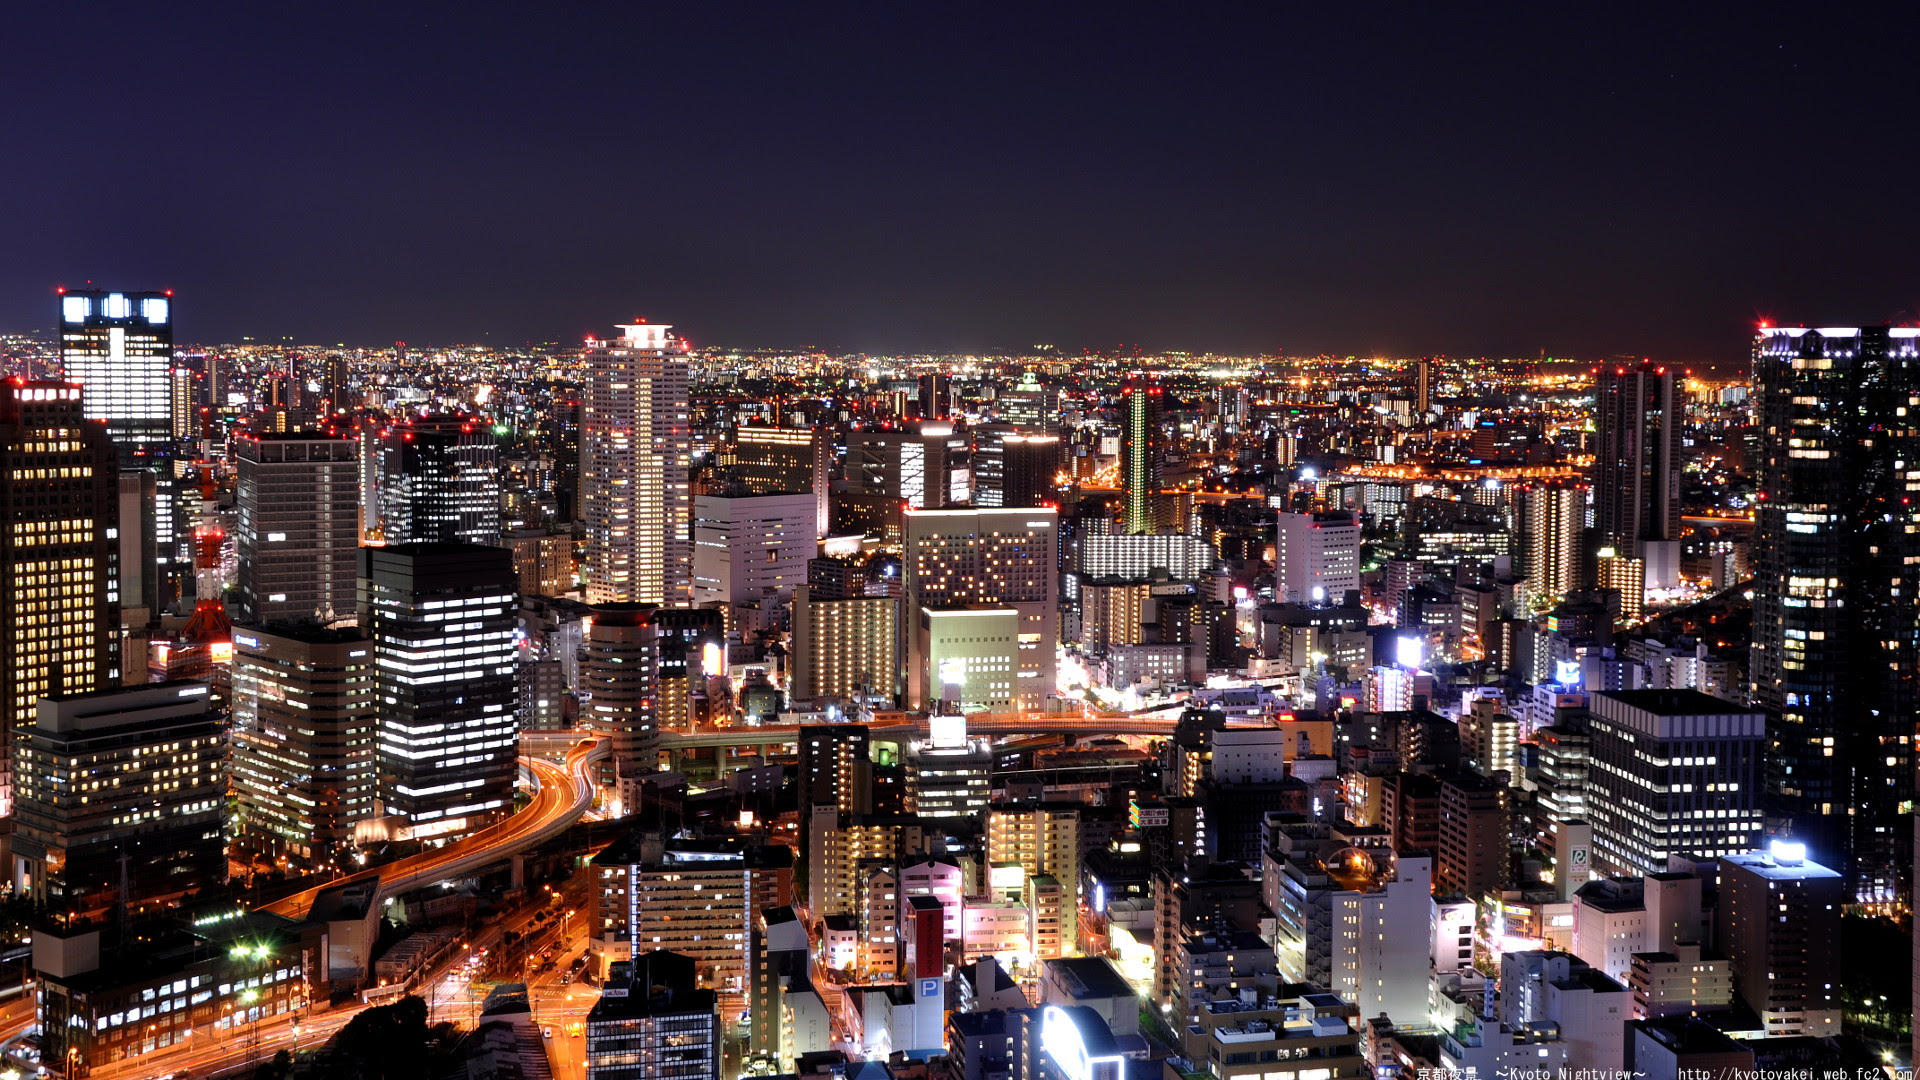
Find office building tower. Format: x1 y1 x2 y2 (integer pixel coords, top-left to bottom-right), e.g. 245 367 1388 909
974 426 1059 509
584 952 721 1080
1751 325 1920 902
727 425 831 537
1273 510 1361 604
690 492 815 607
918 607 1021 713
1718 844 1842 1036
918 371 951 420
581 323 691 605
903 507 1058 710
230 624 376 872
1121 380 1165 533
1520 480 1586 600
1593 362 1681 587
377 415 502 546
845 423 972 509
1585 690 1763 877
0 382 120 816
583 604 659 812
790 586 897 707
57 289 173 461
999 370 1059 435
11 681 224 920
234 432 359 626
904 735 993 819
361 543 518 840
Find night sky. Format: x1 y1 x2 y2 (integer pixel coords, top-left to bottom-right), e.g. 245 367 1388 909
6 4 1919 366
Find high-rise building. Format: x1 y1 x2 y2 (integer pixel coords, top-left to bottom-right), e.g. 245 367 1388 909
798 723 872 814
591 835 750 1007
581 323 691 605
918 371 952 421
361 543 518 841
1593 362 1681 588
844 423 971 509
0 382 121 816
987 802 1081 949
11 681 224 920
1718 844 1842 1037
57 289 173 461
790 586 897 707
1751 325 1920 902
582 604 659 812
1274 510 1361 604
584 952 721 1080
1121 380 1165 534
230 624 376 872
974 427 1059 509
999 371 1059 435
1585 690 1763 878
377 415 502 546
235 433 359 626
727 425 831 538
903 507 1057 710
1520 480 1586 600
690 492 815 607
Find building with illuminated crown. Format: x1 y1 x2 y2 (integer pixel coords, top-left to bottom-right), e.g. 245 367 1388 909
581 322 691 605
57 289 173 461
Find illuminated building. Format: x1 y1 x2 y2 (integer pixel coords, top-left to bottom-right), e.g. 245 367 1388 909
999 370 1059 435
690 492 814 606
1175 995 1364 1080
1270 848 1431 1028
1075 531 1216 580
0 381 120 816
1718 844 1842 1037
987 803 1081 952
234 432 359 626
1750 325 1920 902
904 735 993 819
789 586 896 707
362 542 518 840
845 423 971 509
377 415 502 546
798 723 873 813
581 323 691 605
903 507 1057 710
1120 380 1164 534
11 681 224 920
590 836 749 1009
1593 362 1680 588
974 428 1059 509
582 604 658 811
1273 510 1360 604
1584 690 1762 878
502 526 573 596
918 607 1020 713
583 952 721 1080
1519 480 1586 601
230 624 376 872
726 424 830 537
56 289 172 460
1594 547 1645 623
649 606 723 731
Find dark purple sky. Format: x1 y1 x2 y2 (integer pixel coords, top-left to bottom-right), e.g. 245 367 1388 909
5 5 1918 367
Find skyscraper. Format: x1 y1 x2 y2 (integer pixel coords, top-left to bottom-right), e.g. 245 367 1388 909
1593 362 1680 587
57 289 173 462
999 371 1059 435
377 415 503 546
1273 510 1361 604
582 604 659 812
790 586 898 707
0 382 120 816
362 543 519 841
903 507 1057 710
1585 690 1763 878
234 433 360 626
1121 381 1165 534
230 624 376 872
690 492 815 607
1751 325 1920 902
582 323 691 605
727 424 831 538
1520 480 1586 601
11 681 225 921
845 423 971 509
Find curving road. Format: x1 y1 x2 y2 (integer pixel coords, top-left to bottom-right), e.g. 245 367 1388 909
262 736 607 919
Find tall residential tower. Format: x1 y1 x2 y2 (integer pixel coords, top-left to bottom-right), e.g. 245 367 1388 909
581 323 691 605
